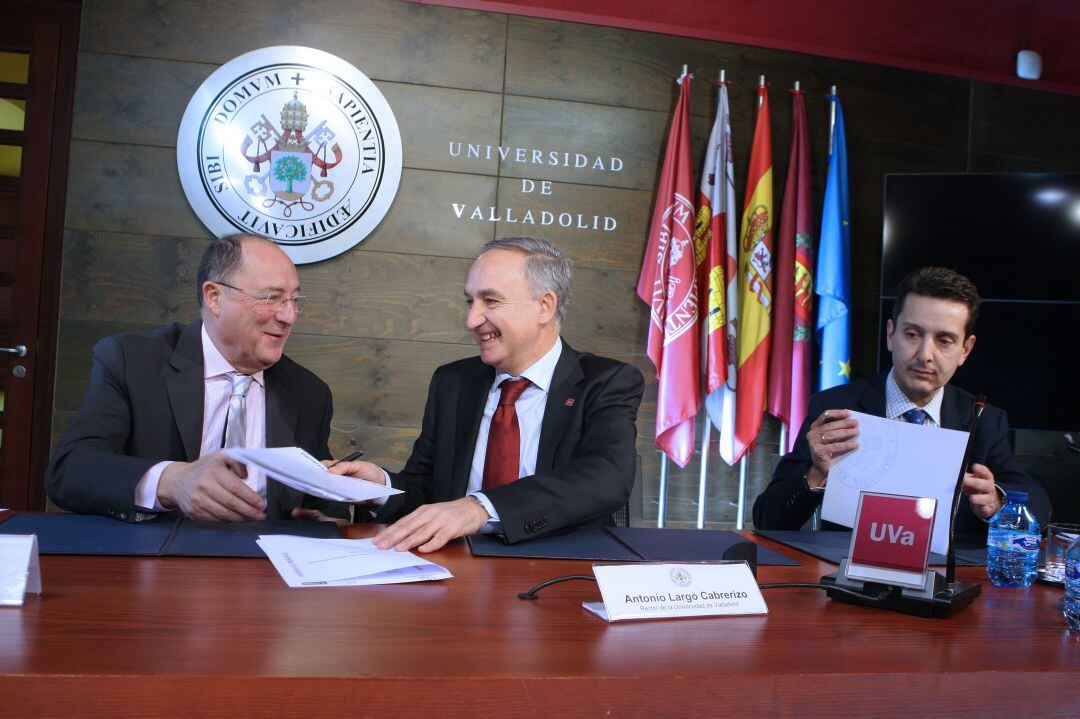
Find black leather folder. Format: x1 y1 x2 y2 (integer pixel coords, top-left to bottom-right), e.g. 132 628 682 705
468 526 799 566
0 513 340 558
753 529 988 566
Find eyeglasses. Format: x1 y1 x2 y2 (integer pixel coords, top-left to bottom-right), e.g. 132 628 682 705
212 281 308 314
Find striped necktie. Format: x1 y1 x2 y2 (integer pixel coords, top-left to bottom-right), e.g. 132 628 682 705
223 372 254 449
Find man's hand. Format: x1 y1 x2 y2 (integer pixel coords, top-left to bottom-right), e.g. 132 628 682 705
962 462 1002 520
322 459 386 485
805 409 860 488
158 452 265 522
373 498 490 553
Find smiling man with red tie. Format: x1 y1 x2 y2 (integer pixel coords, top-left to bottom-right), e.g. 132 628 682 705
339 237 643 552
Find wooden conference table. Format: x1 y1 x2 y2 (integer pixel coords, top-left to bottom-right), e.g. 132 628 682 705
1 520 1076 717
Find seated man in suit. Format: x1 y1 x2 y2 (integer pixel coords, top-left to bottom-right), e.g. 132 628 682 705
753 266 1050 535
343 236 644 552
46 233 347 523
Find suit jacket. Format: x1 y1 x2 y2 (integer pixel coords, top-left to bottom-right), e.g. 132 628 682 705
752 371 1051 536
377 342 644 544
45 321 345 521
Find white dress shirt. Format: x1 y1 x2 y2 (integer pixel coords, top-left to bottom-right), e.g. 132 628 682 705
133 326 266 511
885 368 944 427
468 338 563 528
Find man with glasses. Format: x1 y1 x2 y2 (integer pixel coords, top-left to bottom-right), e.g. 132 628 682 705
46 233 347 523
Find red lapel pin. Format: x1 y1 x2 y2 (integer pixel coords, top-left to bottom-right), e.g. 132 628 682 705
565 398 575 407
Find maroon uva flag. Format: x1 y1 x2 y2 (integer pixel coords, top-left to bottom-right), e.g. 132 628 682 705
636 72 700 467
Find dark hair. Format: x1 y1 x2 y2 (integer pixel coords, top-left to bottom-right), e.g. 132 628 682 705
893 266 981 337
196 234 249 307
479 236 573 324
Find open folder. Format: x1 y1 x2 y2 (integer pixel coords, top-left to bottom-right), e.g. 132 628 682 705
225 447 402 502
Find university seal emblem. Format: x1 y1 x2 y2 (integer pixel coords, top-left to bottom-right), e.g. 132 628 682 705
177 46 402 264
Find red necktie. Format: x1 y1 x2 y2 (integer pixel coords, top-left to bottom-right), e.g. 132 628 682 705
482 378 531 489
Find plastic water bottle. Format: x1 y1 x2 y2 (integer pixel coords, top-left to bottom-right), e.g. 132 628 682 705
986 491 1040 587
1064 535 1080 631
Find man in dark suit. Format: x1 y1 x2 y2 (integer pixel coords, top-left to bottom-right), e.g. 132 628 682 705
754 266 1050 534
46 234 346 522
347 237 643 551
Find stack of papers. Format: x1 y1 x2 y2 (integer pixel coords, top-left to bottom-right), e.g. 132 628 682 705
257 535 452 587
226 447 402 502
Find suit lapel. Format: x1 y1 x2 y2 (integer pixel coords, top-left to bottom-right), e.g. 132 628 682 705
860 371 890 417
165 322 206 461
453 361 493 497
264 361 297 449
537 343 584 473
263 360 300 517
940 385 966 430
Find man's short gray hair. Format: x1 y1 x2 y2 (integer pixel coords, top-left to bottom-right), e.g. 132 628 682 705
480 237 573 324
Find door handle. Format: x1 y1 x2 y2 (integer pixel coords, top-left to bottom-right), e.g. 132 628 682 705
1 344 27 357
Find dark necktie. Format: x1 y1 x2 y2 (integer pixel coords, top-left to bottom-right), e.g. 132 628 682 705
482 378 531 489
901 408 928 425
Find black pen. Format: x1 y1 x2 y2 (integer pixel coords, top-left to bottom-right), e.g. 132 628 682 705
329 450 365 467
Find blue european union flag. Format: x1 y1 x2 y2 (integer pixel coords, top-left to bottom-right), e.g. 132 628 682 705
816 95 851 391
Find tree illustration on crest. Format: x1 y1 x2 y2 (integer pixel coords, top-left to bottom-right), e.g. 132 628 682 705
274 155 307 194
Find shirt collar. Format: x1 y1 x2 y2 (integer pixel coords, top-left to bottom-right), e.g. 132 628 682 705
885 368 942 426
492 337 563 394
201 325 265 387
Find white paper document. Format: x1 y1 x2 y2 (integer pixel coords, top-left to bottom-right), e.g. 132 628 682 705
226 447 402 502
821 411 968 556
257 535 452 587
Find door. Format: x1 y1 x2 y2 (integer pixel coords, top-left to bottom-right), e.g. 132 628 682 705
0 2 78 510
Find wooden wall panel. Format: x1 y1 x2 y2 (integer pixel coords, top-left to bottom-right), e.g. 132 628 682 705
80 0 508 91
70 51 507 179
52 0 1080 529
64 141 205 237
494 177 652 272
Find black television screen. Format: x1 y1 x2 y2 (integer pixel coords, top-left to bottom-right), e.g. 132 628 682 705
880 173 1080 431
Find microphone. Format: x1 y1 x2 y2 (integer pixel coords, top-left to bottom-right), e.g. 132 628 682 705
819 394 988 618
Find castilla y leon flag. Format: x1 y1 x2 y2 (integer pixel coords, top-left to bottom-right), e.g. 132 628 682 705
733 83 773 462
637 72 700 467
693 81 739 465
767 87 814 452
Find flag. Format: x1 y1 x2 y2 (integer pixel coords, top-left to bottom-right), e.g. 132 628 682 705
637 72 700 467
733 83 773 462
816 94 851 391
693 82 739 465
767 87 814 452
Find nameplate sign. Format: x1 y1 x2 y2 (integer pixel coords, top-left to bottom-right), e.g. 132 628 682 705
0 534 42 607
846 492 936 589
583 562 767 622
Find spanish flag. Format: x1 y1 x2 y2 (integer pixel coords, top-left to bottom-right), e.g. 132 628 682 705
733 83 773 461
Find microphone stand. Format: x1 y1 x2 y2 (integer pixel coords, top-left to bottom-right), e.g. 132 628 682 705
946 395 989 591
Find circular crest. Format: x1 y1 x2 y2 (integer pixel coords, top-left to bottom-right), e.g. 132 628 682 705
177 46 402 264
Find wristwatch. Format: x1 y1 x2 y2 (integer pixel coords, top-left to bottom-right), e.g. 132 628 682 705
805 473 826 494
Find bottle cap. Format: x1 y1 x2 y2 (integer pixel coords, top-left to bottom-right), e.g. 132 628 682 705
1005 491 1028 504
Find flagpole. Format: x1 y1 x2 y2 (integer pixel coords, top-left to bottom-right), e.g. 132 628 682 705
828 85 838 153
693 66 730 532
731 72 766 532
696 417 711 529
736 455 747 529
658 452 668 528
